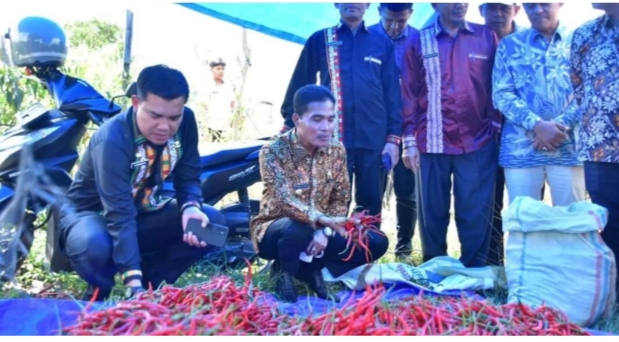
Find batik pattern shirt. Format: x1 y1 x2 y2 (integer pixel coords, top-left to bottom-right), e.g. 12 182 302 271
250 130 350 253
570 15 619 163
492 25 581 168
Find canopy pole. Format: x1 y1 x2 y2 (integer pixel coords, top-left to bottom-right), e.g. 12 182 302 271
122 9 134 91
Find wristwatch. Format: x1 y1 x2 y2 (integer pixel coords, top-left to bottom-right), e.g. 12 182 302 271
321 227 335 238
125 286 145 299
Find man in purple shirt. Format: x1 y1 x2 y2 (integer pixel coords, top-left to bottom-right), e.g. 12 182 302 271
369 3 418 262
400 3 500 267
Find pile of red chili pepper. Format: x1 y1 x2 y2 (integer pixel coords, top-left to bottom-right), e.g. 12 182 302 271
62 272 591 336
340 210 384 262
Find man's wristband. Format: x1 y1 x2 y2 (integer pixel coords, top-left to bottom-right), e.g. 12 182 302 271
386 135 401 146
121 270 143 285
402 136 417 150
180 201 201 214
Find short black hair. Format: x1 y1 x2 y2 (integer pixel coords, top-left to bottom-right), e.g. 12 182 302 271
136 64 190 102
379 3 413 12
209 58 226 68
293 85 335 116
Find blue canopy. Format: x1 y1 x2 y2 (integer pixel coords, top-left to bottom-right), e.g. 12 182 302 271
177 3 437 45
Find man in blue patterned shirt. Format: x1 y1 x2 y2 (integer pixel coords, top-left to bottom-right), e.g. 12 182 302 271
571 2 619 298
492 3 585 208
369 3 418 262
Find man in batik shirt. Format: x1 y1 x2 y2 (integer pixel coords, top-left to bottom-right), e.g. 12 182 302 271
492 3 584 210
571 2 619 299
251 85 388 303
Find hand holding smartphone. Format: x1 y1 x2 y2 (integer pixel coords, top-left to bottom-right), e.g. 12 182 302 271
185 218 229 248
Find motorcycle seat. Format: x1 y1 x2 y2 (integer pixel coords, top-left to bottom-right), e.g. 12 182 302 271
199 140 264 168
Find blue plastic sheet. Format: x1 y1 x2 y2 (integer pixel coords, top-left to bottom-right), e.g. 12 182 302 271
177 3 437 45
0 282 612 336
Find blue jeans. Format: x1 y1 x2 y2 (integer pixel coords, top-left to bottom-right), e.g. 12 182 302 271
59 200 225 297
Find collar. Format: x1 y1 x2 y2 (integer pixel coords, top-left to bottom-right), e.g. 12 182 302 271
287 129 328 163
376 23 413 41
128 107 145 144
601 14 619 34
337 19 368 33
531 23 568 43
434 15 474 37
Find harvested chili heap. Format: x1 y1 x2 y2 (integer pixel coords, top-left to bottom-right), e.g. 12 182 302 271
62 273 591 336
340 210 384 262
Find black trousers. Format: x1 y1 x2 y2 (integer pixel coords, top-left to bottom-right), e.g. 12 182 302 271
346 148 386 227
393 149 417 256
58 201 226 295
417 139 498 267
389 144 418 257
585 161 619 297
258 218 389 278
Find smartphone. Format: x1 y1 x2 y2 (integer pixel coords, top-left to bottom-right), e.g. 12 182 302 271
186 218 229 248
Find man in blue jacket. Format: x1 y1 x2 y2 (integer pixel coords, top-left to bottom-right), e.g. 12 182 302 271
58 65 225 301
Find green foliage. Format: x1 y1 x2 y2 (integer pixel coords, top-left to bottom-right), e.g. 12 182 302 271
0 68 50 131
64 19 123 52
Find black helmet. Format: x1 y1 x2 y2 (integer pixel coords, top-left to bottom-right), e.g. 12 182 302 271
4 16 67 68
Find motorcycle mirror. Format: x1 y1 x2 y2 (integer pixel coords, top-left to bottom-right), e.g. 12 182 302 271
108 95 123 110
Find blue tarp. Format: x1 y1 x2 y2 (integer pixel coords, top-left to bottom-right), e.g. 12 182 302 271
0 281 472 336
0 281 613 336
177 3 437 45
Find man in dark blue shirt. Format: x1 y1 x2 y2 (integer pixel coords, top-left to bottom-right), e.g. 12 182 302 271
369 2 418 262
281 3 402 222
59 65 226 301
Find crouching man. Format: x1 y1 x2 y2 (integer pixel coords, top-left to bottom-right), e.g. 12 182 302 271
251 85 389 303
58 65 226 301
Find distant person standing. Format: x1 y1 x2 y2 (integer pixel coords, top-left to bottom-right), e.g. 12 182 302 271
204 58 235 142
369 2 418 262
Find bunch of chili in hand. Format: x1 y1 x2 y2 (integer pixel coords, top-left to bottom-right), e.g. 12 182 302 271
339 210 384 262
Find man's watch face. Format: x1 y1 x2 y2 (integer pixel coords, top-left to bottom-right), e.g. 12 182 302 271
324 227 334 237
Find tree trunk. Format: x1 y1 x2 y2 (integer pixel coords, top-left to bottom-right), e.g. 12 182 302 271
231 28 251 140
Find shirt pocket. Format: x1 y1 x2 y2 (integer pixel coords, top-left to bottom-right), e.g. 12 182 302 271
359 48 385 90
466 52 492 76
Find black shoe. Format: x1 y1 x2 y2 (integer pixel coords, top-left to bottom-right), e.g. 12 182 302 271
274 271 298 303
305 270 340 303
81 284 111 302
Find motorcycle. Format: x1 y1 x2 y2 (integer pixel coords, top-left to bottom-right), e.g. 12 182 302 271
0 68 267 282
0 65 122 281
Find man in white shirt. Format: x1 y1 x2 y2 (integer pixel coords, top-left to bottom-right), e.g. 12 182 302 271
205 58 235 141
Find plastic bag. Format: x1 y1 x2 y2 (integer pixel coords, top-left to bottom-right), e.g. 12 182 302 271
322 256 499 294
503 196 617 326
